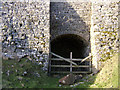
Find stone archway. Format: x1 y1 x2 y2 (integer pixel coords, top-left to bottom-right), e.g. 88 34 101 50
51 34 90 59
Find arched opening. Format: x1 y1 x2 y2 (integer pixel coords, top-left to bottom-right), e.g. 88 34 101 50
51 34 89 59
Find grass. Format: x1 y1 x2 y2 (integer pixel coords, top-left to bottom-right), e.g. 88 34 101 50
2 58 59 88
2 53 119 88
92 53 119 88
75 53 119 88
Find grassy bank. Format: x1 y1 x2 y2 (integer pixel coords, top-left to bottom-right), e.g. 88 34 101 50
2 58 59 88
2 53 119 88
76 53 119 88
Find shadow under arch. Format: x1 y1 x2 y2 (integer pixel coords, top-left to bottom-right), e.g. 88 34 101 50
51 34 89 59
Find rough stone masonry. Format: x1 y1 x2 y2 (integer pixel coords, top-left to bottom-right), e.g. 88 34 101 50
1 0 119 73
1 1 50 71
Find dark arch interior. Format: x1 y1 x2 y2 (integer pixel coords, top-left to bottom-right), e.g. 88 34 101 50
51 34 89 59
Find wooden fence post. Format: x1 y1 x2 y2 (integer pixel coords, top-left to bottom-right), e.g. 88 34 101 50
89 53 92 72
70 52 72 73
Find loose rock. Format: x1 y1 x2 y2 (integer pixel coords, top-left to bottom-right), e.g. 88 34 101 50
59 73 75 85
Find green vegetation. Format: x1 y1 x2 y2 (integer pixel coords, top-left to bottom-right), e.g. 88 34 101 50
2 53 119 88
2 58 59 88
76 53 119 88
91 53 118 88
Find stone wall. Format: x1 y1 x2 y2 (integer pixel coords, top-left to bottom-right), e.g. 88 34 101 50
1 1 119 72
50 2 91 42
51 1 119 72
50 2 91 59
1 1 50 71
91 1 119 71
